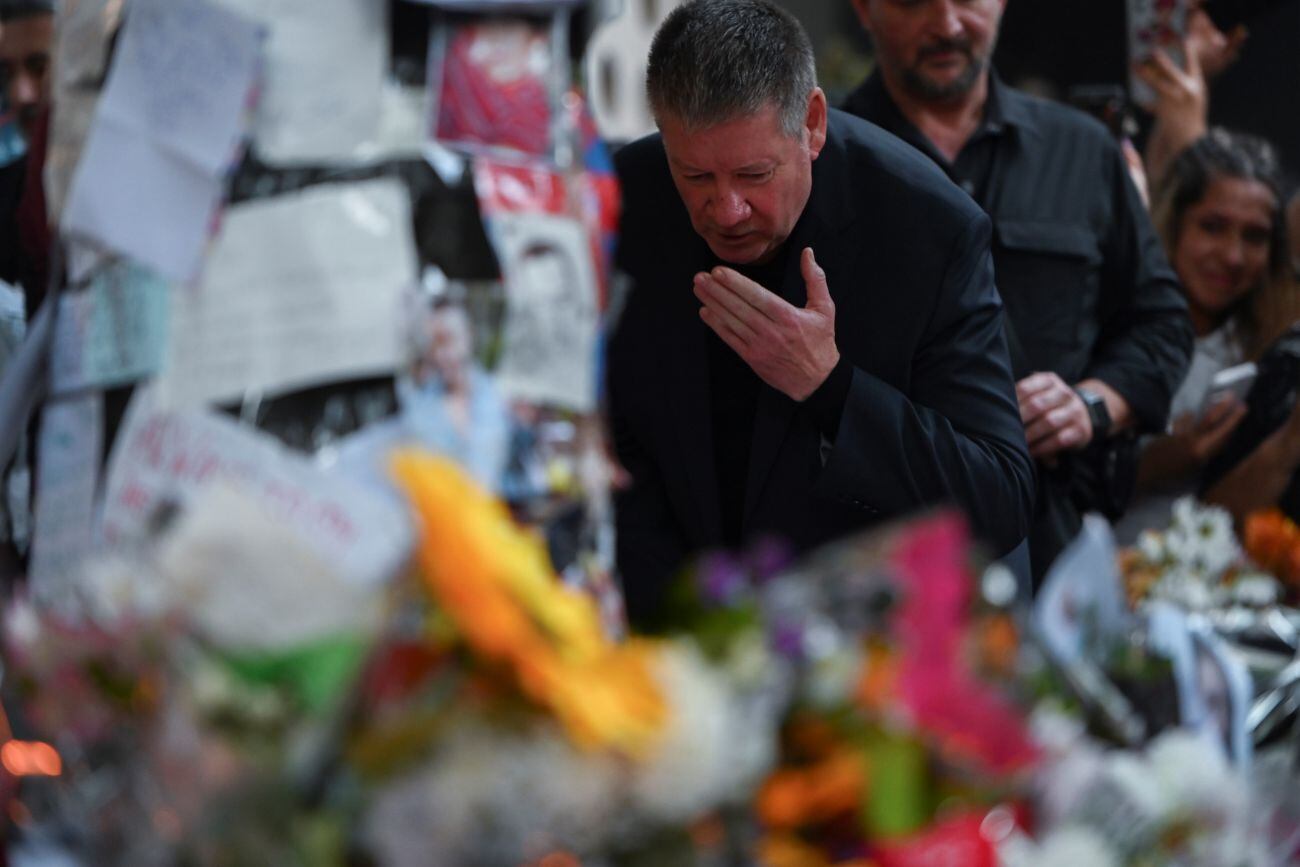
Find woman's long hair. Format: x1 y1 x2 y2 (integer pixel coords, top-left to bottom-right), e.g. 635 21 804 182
1151 128 1300 359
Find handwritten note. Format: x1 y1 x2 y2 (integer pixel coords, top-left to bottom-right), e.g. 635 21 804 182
156 178 416 407
61 0 263 281
51 261 171 394
102 391 413 590
215 0 386 165
493 213 599 411
29 394 103 611
47 0 117 222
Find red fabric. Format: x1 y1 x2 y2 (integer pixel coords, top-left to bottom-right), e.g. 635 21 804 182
15 106 50 304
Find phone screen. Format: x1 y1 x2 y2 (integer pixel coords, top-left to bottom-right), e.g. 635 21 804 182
1127 0 1191 108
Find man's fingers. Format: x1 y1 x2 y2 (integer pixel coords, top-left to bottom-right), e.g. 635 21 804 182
1015 372 1059 400
801 247 833 313
709 266 788 320
1024 406 1074 447
1029 425 1084 460
695 273 762 338
1017 378 1069 424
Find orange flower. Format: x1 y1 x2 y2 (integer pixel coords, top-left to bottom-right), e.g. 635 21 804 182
757 750 867 830
758 834 832 867
854 642 899 713
390 452 667 756
975 614 1020 678
1245 509 1300 589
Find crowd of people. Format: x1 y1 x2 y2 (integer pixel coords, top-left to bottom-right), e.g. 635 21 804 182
608 0 1300 625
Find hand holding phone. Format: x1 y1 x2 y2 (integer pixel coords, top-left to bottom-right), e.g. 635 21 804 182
1128 0 1191 108
1200 361 1258 417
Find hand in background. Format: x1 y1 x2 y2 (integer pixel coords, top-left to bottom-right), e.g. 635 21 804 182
1170 397 1249 465
1137 36 1209 185
1017 372 1094 460
1189 7 1248 80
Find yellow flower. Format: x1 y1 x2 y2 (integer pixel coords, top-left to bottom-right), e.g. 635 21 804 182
390 451 667 756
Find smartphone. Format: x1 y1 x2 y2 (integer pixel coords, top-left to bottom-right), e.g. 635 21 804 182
1200 361 1258 415
1127 0 1191 108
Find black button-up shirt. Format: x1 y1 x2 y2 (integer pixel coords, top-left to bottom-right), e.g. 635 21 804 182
844 72 1194 579
844 72 1193 436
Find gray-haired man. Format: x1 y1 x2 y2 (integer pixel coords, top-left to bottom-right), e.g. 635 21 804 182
607 0 1034 625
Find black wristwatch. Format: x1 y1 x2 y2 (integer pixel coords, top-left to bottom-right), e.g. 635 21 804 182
1075 386 1112 441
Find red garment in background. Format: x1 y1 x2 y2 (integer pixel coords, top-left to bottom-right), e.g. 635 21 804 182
15 107 50 313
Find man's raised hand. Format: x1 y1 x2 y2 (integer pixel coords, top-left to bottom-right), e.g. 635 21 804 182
694 247 839 402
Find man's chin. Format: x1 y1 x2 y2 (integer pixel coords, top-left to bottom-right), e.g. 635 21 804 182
902 63 983 103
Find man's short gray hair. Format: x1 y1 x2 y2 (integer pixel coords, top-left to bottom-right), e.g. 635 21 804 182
646 0 817 138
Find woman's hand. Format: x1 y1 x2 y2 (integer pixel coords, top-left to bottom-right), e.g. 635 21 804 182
1170 397 1249 464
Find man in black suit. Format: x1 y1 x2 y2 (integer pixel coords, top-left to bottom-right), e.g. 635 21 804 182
608 0 1034 626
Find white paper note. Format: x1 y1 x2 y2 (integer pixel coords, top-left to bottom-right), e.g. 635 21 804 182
102 392 413 590
157 178 415 407
215 0 386 165
1034 515 1132 664
29 394 103 610
47 0 113 222
493 213 599 411
61 0 263 281
50 261 171 394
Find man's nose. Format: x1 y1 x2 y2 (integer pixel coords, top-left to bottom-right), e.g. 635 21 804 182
928 0 965 39
711 187 750 228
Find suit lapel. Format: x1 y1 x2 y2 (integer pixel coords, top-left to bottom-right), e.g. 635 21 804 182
664 238 724 542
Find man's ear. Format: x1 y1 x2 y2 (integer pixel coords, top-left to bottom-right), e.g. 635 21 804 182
806 87 828 160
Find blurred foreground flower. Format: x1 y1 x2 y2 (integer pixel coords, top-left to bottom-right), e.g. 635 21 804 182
390 451 666 755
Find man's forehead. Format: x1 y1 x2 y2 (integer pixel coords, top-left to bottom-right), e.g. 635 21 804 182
661 107 795 168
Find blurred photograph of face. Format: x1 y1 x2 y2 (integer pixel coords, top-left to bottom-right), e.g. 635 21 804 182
851 0 1006 103
1173 175 1276 331
0 11 54 137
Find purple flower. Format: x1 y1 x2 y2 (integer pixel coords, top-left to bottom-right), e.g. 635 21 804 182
769 619 806 661
697 551 747 606
746 537 793 584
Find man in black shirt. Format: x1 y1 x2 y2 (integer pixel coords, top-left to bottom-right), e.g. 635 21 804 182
843 0 1195 583
608 0 1034 626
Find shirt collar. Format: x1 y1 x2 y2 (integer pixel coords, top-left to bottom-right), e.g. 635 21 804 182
850 68 1030 143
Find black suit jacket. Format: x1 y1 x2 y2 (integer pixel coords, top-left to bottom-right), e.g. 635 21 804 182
608 109 1034 624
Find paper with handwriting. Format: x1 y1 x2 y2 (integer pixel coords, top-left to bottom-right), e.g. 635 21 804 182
102 390 413 590
29 394 103 609
61 0 263 281
50 261 171 394
157 177 415 407
215 0 386 164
